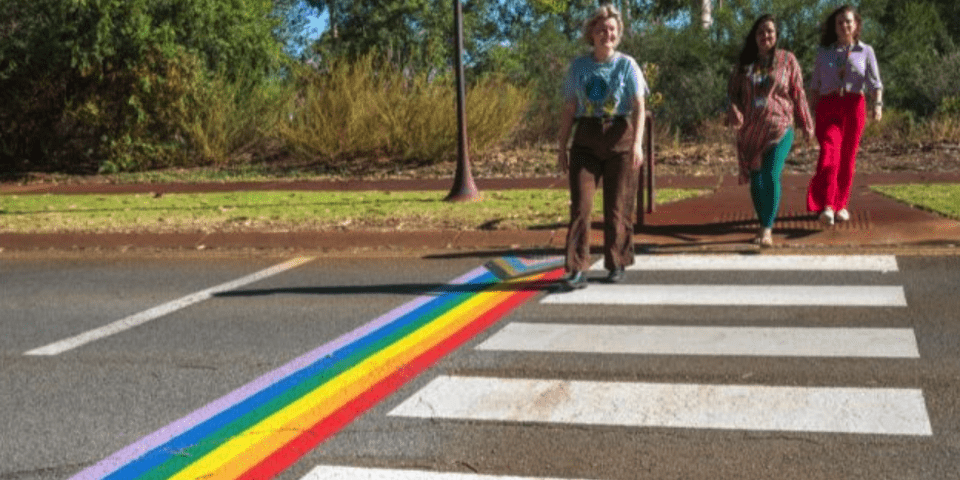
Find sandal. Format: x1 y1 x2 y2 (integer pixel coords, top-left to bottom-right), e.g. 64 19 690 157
752 229 773 248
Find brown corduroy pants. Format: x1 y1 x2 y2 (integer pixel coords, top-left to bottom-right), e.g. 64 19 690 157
565 117 638 273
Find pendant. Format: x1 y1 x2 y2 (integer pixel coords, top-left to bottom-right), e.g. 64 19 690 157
838 65 846 96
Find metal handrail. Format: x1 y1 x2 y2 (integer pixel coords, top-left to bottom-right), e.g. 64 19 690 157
636 110 655 226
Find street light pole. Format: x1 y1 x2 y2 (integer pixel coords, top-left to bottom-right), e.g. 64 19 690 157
444 0 480 202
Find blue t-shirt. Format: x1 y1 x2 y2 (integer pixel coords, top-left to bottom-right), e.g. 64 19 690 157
562 52 648 118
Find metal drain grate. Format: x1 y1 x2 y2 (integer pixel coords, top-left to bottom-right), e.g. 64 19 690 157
721 210 873 231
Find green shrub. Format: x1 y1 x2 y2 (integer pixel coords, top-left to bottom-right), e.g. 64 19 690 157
862 108 916 144
621 26 728 136
0 0 286 175
489 23 583 146
280 56 530 164
938 95 960 116
872 2 956 116
861 106 960 146
71 46 205 173
925 97 960 142
184 75 293 167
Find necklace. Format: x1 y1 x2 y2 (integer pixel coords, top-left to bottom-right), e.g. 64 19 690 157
750 53 775 109
751 54 773 83
836 43 852 96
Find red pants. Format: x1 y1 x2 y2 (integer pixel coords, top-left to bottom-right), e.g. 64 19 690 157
565 117 637 272
807 94 866 212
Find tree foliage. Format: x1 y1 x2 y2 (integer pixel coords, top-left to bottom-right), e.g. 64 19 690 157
0 0 287 173
483 0 959 143
272 0 319 59
3 0 959 174
864 0 957 115
293 0 960 144
305 0 505 74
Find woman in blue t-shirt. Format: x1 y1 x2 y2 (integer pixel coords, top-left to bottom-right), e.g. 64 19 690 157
556 5 647 291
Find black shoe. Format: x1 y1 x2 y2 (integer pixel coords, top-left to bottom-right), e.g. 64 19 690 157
559 271 588 291
605 267 625 283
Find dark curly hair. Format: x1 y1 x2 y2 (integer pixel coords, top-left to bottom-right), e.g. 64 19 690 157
821 5 861 47
739 15 778 72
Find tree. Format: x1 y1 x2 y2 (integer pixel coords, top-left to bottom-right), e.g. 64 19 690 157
0 0 287 173
866 1 957 114
697 0 713 28
272 0 318 58
302 0 682 76
933 0 960 43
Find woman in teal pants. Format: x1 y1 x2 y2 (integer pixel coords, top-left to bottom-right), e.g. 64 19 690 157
727 15 814 247
751 128 795 243
727 15 813 247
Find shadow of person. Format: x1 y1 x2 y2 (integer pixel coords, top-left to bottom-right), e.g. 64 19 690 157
213 278 559 298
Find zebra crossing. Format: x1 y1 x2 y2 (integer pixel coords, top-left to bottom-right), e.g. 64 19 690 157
304 254 932 479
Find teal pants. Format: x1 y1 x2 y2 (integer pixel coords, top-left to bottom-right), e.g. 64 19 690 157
750 128 794 229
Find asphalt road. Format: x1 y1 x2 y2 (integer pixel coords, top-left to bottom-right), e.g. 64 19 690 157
2 252 959 480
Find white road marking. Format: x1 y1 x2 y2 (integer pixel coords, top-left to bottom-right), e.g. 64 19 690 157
300 466 590 480
24 256 315 356
541 285 908 306
590 255 899 272
389 376 933 436
476 323 920 358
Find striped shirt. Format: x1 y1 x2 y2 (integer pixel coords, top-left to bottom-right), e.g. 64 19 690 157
728 49 814 183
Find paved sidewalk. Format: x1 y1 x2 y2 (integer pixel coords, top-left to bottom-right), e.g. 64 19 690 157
640 173 960 251
2 173 960 253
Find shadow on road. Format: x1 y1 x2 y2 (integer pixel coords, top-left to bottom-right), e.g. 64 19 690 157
214 278 561 298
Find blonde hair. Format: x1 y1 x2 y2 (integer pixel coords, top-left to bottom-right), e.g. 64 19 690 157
582 5 624 48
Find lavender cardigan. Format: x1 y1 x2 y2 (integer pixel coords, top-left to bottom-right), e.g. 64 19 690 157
809 41 883 95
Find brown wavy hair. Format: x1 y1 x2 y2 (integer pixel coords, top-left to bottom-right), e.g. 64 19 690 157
820 5 861 47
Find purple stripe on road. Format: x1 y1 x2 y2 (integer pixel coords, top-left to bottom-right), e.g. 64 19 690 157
69 266 488 480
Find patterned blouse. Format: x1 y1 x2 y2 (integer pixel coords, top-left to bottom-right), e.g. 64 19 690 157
727 49 814 183
562 52 648 118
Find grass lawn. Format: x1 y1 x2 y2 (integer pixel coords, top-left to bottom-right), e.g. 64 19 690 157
0 188 705 234
871 184 960 220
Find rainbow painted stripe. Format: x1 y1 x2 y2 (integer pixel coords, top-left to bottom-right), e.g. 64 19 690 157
71 260 563 480
484 255 566 280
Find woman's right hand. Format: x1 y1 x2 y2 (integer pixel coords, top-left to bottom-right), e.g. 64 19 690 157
726 107 744 129
558 150 569 174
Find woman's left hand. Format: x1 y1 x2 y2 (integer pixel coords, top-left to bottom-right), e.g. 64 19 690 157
631 143 643 169
872 105 883 122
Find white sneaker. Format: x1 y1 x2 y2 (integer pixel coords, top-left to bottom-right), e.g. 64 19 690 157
819 207 835 226
836 208 850 222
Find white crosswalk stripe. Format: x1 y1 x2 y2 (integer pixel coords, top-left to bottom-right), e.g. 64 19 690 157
540 284 908 306
476 323 920 358
301 466 593 479
590 254 899 272
389 376 932 436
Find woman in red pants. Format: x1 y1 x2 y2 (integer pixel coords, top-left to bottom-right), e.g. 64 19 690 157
807 5 883 225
